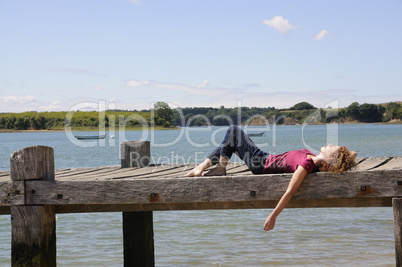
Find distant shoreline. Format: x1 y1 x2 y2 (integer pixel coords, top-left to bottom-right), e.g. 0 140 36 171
0 120 400 133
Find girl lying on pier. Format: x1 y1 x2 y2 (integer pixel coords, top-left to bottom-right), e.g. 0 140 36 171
184 125 357 232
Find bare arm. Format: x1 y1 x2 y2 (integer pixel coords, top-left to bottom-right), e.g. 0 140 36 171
263 165 308 231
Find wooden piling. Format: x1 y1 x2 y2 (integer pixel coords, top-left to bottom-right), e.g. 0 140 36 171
120 140 150 168
393 197 402 266
10 145 56 267
121 141 155 267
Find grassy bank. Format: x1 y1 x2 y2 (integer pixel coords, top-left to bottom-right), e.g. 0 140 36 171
0 125 176 133
1 101 401 131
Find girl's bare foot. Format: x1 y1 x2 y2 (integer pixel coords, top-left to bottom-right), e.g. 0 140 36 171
184 166 204 177
184 159 212 177
203 165 227 176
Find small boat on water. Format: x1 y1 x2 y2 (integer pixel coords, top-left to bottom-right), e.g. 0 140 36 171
74 134 108 140
248 132 265 137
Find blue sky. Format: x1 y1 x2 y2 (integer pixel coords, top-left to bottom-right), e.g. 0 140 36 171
0 0 401 112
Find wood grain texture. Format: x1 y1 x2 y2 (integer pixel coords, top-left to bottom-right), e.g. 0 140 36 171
394 198 402 267
355 157 392 170
121 140 154 267
0 181 24 206
123 212 154 267
9 145 56 266
51 197 392 214
11 205 56 267
23 169 402 207
1 157 400 213
10 145 54 181
377 157 402 170
121 141 150 168
55 166 120 179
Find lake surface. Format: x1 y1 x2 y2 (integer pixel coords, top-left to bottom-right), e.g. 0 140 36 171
0 124 401 266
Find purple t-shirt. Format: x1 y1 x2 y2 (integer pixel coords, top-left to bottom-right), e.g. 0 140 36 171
263 149 317 174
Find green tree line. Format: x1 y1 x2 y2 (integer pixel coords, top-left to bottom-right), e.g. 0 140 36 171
0 101 400 130
173 101 401 126
0 110 153 131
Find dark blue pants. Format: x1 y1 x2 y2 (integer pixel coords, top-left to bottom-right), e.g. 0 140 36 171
207 125 268 174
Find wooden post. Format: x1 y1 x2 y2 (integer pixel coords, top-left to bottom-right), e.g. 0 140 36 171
393 197 402 266
121 140 150 168
10 145 56 267
121 141 154 267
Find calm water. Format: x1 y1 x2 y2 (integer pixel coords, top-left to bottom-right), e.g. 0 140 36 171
0 124 401 266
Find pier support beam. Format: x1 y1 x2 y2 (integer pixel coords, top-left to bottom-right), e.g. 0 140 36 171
393 197 402 266
10 146 56 267
121 141 154 267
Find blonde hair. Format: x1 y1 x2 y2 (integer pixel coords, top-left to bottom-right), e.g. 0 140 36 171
319 146 357 173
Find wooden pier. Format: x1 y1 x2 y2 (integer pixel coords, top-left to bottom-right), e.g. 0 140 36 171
0 142 402 266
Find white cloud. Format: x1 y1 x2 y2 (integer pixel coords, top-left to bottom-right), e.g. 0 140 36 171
262 16 298 33
93 86 102 91
39 101 63 111
197 80 210 88
126 80 151 87
0 95 36 104
108 99 117 110
313 30 329 40
0 95 39 112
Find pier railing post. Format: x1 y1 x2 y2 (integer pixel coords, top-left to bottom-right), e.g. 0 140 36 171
121 141 154 267
393 197 402 266
10 145 56 267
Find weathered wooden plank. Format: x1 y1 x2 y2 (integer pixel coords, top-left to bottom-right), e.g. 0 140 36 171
124 165 196 179
24 169 402 207
225 162 245 171
158 168 194 178
155 163 251 177
55 167 108 177
0 181 25 206
67 166 168 181
0 197 392 215
131 163 248 179
230 165 252 174
112 165 185 180
64 167 147 181
4 198 373 215
393 198 402 266
55 168 75 175
376 157 402 170
159 163 247 177
55 167 108 176
69 165 184 181
355 157 392 170
0 171 10 177
56 166 127 181
0 175 11 183
116 163 250 179
55 166 119 179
